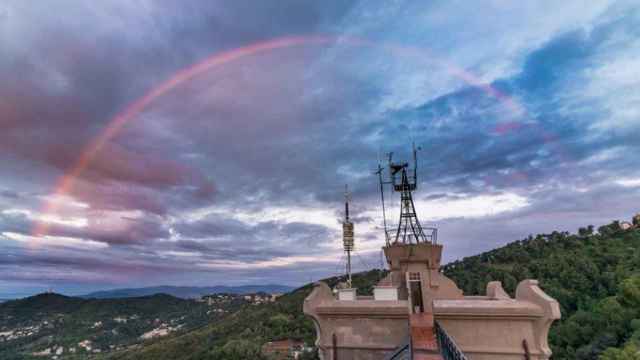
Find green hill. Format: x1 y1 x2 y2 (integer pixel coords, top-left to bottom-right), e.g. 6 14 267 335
0 293 245 360
442 221 640 359
104 269 387 360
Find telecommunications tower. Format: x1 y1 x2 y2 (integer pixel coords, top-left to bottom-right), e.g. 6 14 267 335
377 143 437 245
343 185 354 287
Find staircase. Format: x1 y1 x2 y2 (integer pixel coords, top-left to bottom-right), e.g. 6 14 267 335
409 313 443 360
385 313 468 360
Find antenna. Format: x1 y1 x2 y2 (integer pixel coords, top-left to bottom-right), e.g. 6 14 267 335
387 144 437 244
412 142 419 185
342 185 354 288
375 162 391 245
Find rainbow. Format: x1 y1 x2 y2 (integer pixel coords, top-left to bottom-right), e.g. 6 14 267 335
32 35 541 238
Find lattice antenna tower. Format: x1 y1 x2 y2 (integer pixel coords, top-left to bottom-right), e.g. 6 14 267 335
342 184 354 287
385 143 437 244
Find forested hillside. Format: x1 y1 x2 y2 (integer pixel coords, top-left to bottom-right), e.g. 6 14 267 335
0 293 245 360
442 220 640 359
106 270 387 360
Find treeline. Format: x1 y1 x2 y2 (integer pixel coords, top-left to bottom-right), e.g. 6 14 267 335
107 270 387 360
442 221 640 359
0 293 238 359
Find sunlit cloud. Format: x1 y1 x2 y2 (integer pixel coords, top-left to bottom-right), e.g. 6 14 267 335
616 178 640 188
417 193 530 221
2 208 88 228
200 205 341 232
2 232 108 249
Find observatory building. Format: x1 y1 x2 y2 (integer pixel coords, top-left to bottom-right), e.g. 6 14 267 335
304 147 561 360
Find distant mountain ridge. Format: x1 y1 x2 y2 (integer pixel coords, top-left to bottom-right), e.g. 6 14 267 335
81 284 294 299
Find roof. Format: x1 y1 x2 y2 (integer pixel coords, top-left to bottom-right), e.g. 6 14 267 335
434 299 544 318
262 339 304 351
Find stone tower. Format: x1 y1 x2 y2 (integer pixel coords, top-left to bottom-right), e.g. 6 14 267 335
304 240 561 359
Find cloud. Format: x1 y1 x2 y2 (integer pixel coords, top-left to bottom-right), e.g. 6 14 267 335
2 0 640 296
0 207 169 246
171 213 337 261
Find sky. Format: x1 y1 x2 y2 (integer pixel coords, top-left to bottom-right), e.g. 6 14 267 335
1 1 640 298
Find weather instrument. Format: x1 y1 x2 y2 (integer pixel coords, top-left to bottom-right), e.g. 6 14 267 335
376 143 437 245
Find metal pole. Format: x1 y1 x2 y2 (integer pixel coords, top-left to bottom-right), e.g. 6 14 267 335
332 333 338 360
412 142 418 186
377 164 390 245
344 185 353 288
347 250 352 287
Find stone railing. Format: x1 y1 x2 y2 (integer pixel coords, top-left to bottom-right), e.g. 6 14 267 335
434 279 561 360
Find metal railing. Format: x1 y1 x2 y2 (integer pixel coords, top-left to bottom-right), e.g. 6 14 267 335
382 226 438 244
435 321 468 360
384 337 411 360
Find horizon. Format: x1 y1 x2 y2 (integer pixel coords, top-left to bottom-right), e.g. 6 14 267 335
2 283 297 300
2 1 640 299
1 216 630 299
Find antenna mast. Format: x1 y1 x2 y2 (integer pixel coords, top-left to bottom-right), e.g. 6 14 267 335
375 162 391 245
343 185 354 287
413 142 418 185
386 144 437 244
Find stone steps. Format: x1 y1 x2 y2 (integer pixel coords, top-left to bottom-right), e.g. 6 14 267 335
413 354 444 360
410 313 443 360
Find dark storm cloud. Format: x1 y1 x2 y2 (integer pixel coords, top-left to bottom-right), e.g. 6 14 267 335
172 215 336 261
132 46 385 210
0 211 31 234
0 190 20 200
0 30 215 215
0 0 354 215
174 216 252 239
60 218 169 245
348 215 374 224
172 239 291 262
71 182 170 215
0 0 360 293
0 241 207 285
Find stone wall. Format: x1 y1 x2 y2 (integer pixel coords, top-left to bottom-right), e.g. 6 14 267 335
435 280 561 360
303 282 409 360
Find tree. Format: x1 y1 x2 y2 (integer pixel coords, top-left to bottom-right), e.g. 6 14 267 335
212 339 265 360
620 276 640 309
600 342 640 360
